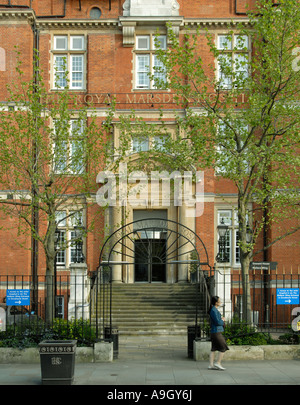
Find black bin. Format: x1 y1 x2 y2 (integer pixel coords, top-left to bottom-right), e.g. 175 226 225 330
39 340 77 385
104 326 119 359
187 325 200 359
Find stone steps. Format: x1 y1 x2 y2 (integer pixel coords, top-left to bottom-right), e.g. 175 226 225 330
92 283 205 336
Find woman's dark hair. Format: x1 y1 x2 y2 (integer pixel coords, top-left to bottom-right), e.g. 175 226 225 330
207 296 219 314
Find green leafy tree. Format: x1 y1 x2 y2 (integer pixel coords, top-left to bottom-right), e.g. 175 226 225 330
155 0 300 322
114 0 300 322
0 52 107 324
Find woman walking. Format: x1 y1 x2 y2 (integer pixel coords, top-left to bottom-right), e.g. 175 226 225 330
208 296 229 370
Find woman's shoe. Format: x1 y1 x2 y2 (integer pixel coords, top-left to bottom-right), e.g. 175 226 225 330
208 365 217 370
214 363 226 370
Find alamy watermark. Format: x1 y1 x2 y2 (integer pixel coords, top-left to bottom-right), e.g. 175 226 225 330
96 163 204 218
292 47 300 72
292 307 300 332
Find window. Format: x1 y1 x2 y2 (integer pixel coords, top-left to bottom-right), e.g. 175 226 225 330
53 35 85 89
217 34 249 89
217 210 240 266
89 7 101 19
135 35 167 89
132 136 149 152
152 135 168 152
55 210 85 268
53 119 85 174
131 134 168 153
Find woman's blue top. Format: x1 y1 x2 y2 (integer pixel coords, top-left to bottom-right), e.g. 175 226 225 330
209 306 224 333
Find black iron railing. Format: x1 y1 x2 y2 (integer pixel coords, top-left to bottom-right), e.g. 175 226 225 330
0 274 96 344
1 267 299 344
91 265 112 340
197 266 300 337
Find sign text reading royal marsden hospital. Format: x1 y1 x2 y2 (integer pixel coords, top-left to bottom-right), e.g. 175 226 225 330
45 92 248 107
81 92 179 106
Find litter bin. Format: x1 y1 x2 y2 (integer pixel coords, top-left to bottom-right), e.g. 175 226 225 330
39 340 77 385
187 325 200 359
105 326 119 359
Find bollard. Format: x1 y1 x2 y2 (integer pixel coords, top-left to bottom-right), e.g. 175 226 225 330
105 326 119 359
187 325 201 359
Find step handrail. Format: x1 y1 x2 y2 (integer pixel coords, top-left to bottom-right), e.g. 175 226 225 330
195 266 211 337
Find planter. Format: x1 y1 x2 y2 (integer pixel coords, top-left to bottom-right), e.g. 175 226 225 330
39 340 77 385
193 340 300 361
0 347 40 363
0 341 113 364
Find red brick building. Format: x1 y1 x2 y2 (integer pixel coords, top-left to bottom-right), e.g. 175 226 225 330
0 0 299 325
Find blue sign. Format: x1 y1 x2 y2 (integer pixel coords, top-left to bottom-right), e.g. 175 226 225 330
276 288 300 305
6 289 30 306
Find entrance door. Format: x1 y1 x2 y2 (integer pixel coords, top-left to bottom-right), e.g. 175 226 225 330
134 239 166 282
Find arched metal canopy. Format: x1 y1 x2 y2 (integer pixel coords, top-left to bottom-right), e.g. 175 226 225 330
99 218 211 270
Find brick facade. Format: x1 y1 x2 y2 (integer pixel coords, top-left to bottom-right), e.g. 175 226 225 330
0 0 298 287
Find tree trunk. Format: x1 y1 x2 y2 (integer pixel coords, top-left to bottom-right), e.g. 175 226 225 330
238 197 253 324
44 218 56 326
240 254 252 324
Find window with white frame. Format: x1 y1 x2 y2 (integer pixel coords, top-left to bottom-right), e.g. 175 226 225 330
53 119 85 174
217 34 249 89
53 35 85 89
131 134 168 153
55 210 85 268
135 34 167 89
217 209 240 266
152 134 168 152
132 136 149 152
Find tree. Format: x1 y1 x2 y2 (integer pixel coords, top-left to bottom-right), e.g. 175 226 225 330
114 0 300 322
165 0 300 322
0 52 107 324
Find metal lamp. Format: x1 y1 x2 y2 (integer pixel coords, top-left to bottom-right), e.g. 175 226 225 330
73 225 85 263
216 218 229 263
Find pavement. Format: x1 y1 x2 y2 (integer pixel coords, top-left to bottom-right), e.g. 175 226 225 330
0 335 299 390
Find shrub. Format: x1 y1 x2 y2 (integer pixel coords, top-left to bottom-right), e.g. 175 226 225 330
50 318 97 346
277 332 300 345
0 318 97 348
223 317 271 345
0 326 40 348
221 317 300 345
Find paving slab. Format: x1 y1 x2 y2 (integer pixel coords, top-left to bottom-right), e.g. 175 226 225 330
0 336 299 387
